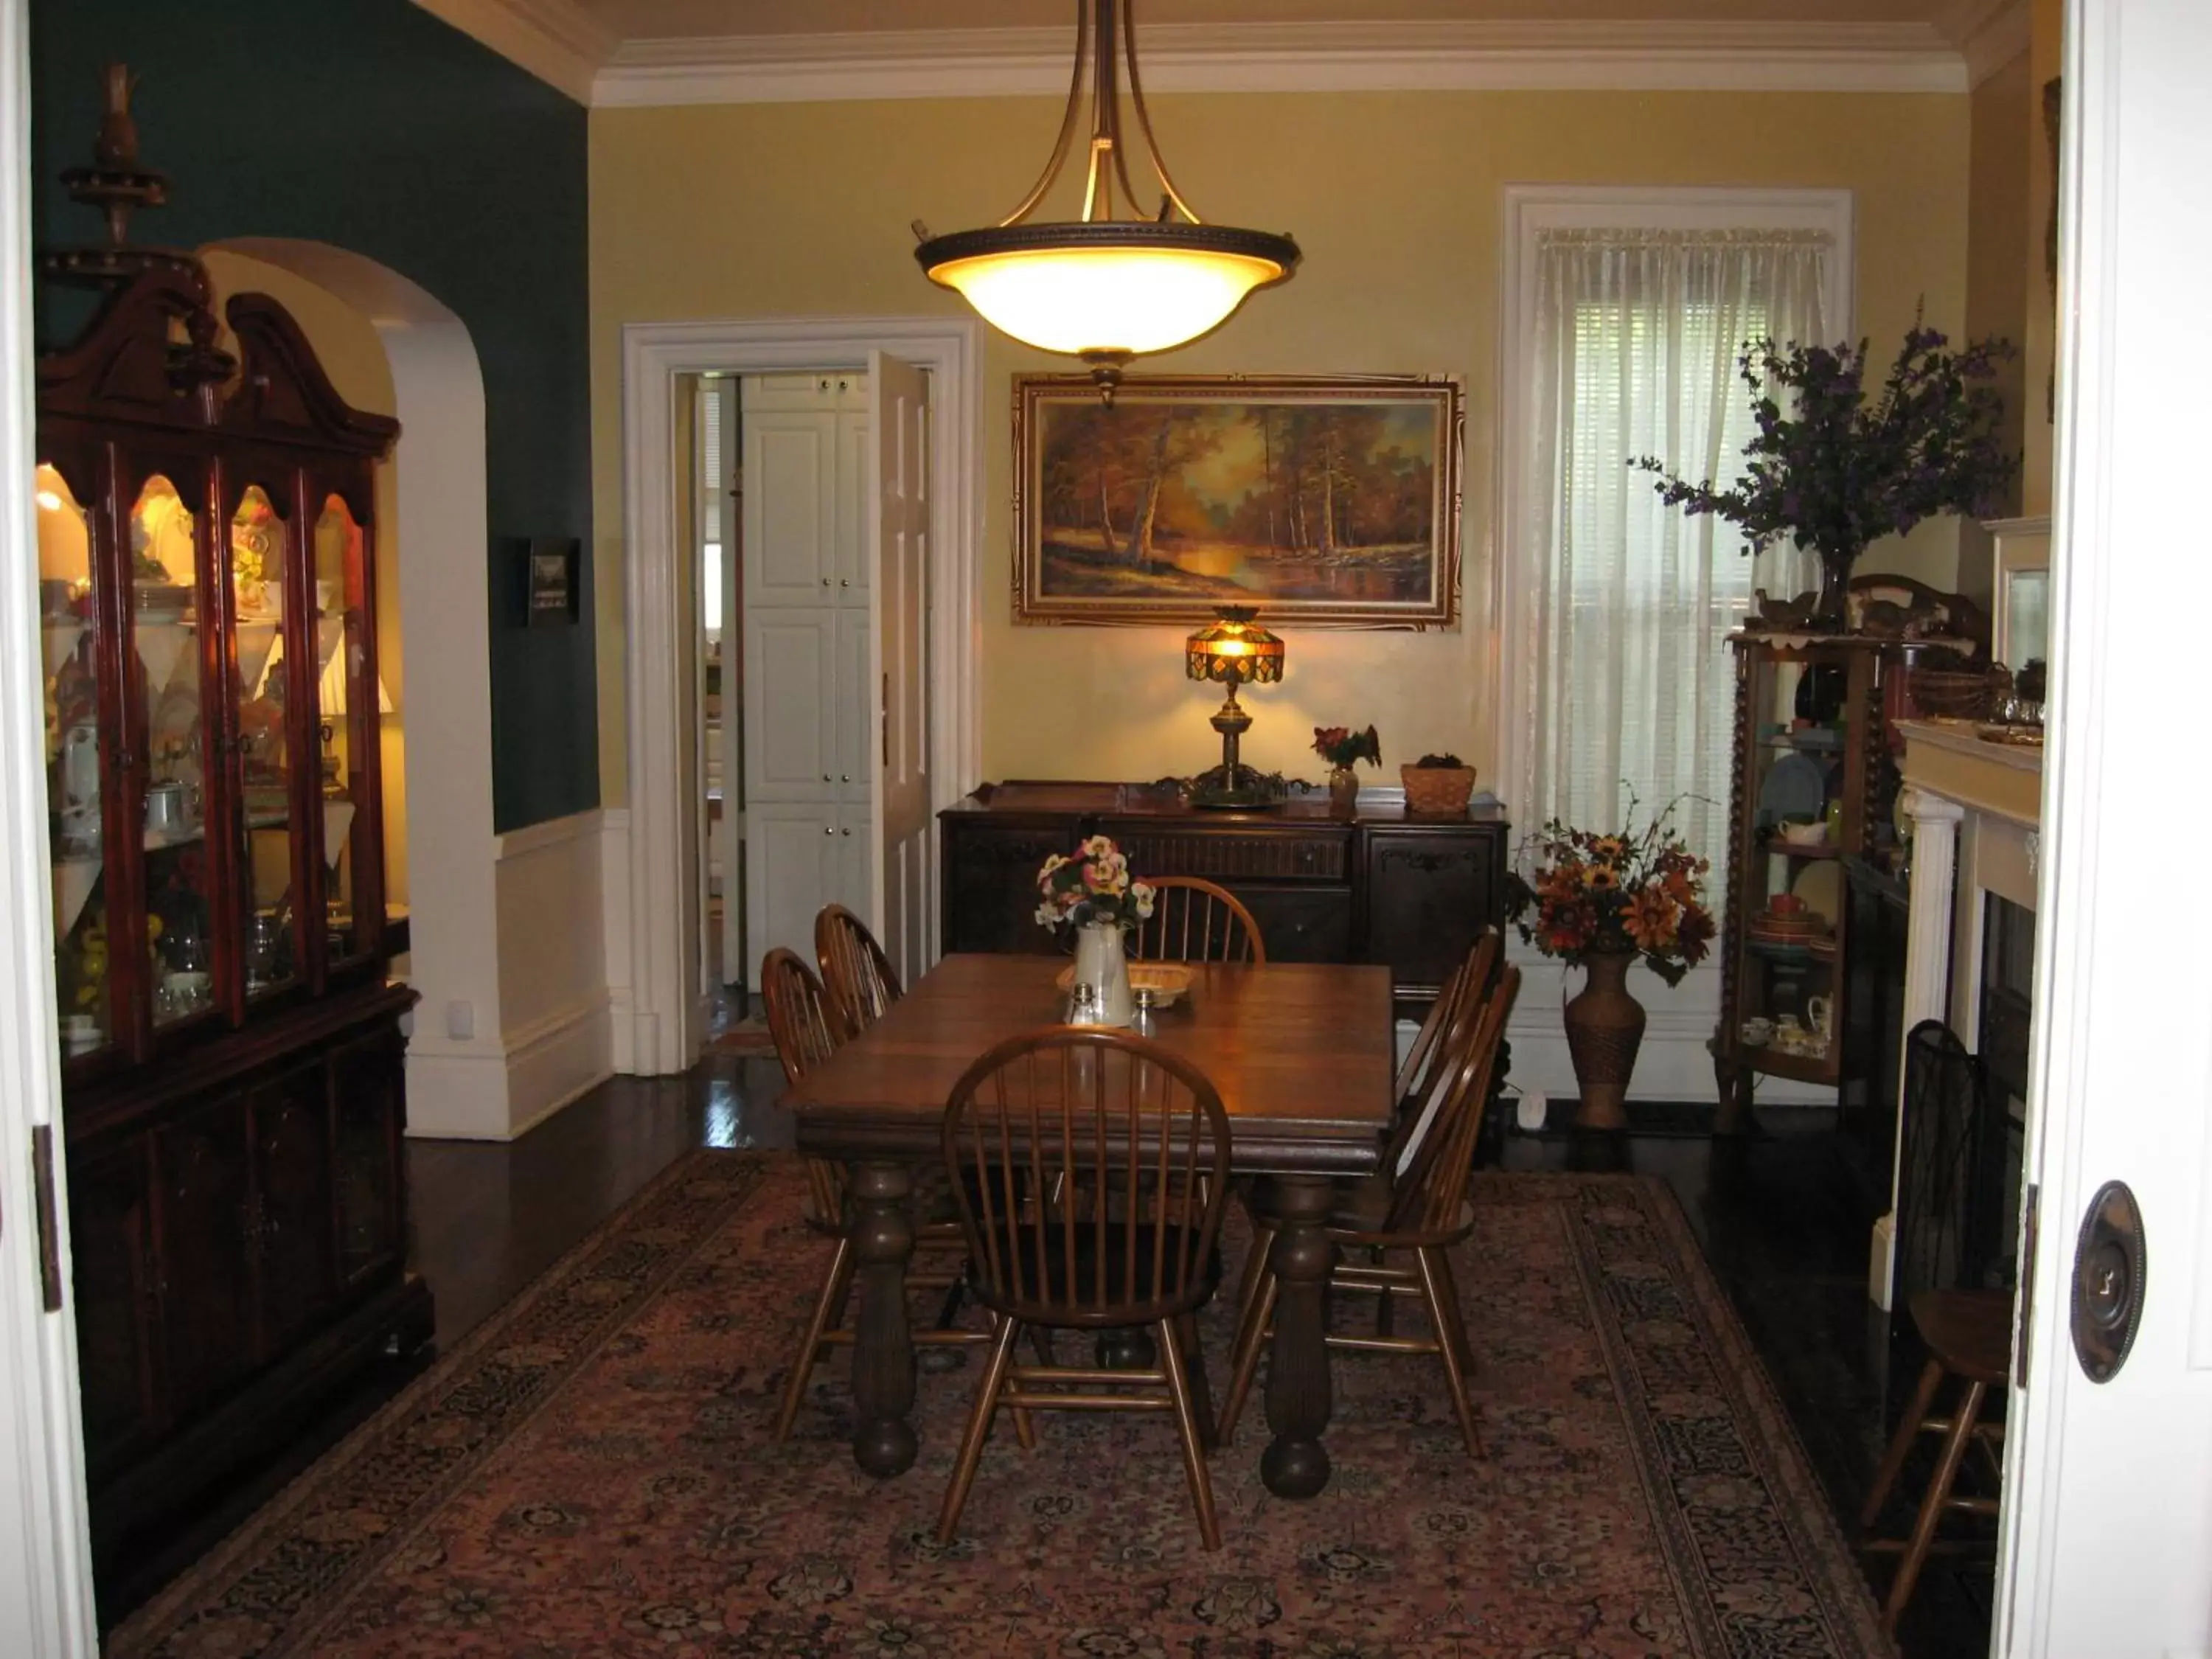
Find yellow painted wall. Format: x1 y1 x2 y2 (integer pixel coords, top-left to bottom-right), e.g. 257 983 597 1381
198 251 409 908
1958 50 2033 613
590 89 1969 799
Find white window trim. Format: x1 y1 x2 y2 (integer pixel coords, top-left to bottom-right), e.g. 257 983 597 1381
1492 185 1854 1110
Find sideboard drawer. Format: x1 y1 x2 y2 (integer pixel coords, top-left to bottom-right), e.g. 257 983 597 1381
1103 823 1350 884
1235 885 1354 964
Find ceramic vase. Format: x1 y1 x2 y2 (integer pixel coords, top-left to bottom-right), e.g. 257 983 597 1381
1562 948 1645 1131
1327 764 1360 815
1069 920 1135 1027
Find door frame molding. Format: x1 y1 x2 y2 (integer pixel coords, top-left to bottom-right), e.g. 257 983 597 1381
0 0 100 1646
616 316 981 1075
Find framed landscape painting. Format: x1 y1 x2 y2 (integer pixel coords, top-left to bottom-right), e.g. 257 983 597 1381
1013 374 1463 627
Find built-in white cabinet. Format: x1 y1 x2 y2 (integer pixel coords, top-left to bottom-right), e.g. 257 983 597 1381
742 372 872 980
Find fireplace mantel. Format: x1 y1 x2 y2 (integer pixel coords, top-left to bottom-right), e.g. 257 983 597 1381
1868 718 2044 1308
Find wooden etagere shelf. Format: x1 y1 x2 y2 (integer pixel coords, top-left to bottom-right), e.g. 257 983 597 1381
1711 584 1985 1133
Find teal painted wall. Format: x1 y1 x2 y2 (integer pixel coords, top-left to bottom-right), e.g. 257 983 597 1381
32 0 597 832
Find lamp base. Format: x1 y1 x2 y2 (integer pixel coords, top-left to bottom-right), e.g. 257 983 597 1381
1186 764 1286 810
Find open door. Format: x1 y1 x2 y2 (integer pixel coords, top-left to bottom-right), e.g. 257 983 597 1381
866 351 931 987
1995 2 2212 1652
0 0 100 1646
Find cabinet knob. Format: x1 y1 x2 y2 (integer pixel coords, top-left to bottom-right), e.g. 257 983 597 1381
821 577 832 588
823 773 832 782
824 824 835 836
841 773 850 782
841 827 852 837
840 579 850 588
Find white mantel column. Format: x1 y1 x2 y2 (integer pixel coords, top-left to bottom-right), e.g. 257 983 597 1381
1869 787 1966 1309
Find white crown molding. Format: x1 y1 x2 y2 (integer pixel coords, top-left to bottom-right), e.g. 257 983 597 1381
411 0 619 105
1940 0 2031 88
592 19 1970 108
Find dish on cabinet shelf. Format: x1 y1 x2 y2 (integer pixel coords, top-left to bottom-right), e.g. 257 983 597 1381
1757 751 1826 826
1791 861 1843 926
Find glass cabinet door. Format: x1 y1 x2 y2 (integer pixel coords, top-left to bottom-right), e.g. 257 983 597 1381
38 462 119 1062
313 495 376 965
229 484 299 999
130 471 219 1034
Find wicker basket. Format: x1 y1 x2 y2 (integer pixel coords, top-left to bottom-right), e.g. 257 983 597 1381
1400 763 1476 815
1909 665 2003 720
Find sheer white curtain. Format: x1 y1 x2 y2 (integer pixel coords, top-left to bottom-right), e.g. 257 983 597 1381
1514 229 1829 870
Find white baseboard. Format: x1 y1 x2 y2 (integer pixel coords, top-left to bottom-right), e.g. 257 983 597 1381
1504 951 1832 1108
502 992 613 1138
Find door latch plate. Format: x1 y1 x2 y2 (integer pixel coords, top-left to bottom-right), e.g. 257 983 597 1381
2072 1179 2146 1383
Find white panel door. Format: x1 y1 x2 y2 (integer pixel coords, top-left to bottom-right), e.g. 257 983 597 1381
1996 3 2212 1653
741 616 835 804
744 803 841 981
836 605 870 809
867 350 932 987
741 408 835 605
835 408 872 596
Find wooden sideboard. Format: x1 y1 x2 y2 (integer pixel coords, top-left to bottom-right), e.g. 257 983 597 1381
939 782 1509 1014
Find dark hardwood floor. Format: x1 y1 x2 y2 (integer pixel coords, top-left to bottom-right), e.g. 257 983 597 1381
99 1052 1997 1656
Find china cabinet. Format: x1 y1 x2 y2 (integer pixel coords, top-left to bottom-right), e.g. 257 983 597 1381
34 261 428 1574
1710 594 1981 1134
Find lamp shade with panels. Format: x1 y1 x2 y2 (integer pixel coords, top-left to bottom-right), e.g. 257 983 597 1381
1185 608 1284 688
914 0 1298 397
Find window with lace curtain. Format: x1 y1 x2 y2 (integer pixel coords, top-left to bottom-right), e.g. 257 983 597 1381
1502 195 1849 883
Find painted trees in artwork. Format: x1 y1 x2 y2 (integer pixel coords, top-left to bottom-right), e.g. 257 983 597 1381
1036 399 1435 571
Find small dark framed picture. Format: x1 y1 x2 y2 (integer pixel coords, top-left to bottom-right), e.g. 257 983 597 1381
523 536 580 627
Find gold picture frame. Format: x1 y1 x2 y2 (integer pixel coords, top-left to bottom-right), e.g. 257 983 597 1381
1012 373 1464 628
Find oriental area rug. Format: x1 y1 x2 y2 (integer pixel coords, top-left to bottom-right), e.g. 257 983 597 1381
111 1154 1893 1659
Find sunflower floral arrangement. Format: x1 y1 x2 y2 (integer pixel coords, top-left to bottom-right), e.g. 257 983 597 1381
1035 835 1156 933
1503 796 1716 987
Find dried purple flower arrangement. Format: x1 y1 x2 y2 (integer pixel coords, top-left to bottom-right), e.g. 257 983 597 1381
1633 321 2018 630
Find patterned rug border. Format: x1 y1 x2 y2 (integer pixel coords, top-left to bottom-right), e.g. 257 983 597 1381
112 1154 1896 1659
108 1150 778 1658
1487 1172 1895 1657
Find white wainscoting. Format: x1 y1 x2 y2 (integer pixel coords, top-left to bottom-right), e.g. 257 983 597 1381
1502 948 1827 1111
407 807 615 1140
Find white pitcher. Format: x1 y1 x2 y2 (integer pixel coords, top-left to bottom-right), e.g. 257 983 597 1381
1068 922 1135 1028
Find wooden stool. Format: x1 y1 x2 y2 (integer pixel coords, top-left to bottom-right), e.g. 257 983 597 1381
1860 1288 2013 1632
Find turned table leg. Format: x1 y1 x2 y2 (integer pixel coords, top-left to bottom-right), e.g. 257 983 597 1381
847 1159 918 1478
1259 1174 1338 1498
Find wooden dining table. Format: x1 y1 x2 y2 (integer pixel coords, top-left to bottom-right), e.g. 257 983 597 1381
784 952 1396 1500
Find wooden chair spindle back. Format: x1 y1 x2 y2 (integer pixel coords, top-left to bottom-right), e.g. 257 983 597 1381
762 946 848 1228
1393 965 1519 1235
1130 876 1267 964
943 1029 1232 1327
815 903 902 1037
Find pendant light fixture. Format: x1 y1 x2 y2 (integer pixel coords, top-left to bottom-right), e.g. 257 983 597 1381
913 0 1299 400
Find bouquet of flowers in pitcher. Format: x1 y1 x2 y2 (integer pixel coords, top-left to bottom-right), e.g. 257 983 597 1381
1504 794 1716 986
1036 835 1157 933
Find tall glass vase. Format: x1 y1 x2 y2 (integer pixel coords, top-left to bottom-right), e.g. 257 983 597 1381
1069 920 1136 1027
1813 543 1863 631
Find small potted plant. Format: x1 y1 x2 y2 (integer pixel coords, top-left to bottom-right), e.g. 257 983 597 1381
1312 724 1380 814
1035 835 1155 1026
1402 751 1477 817
1503 797 1714 1130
